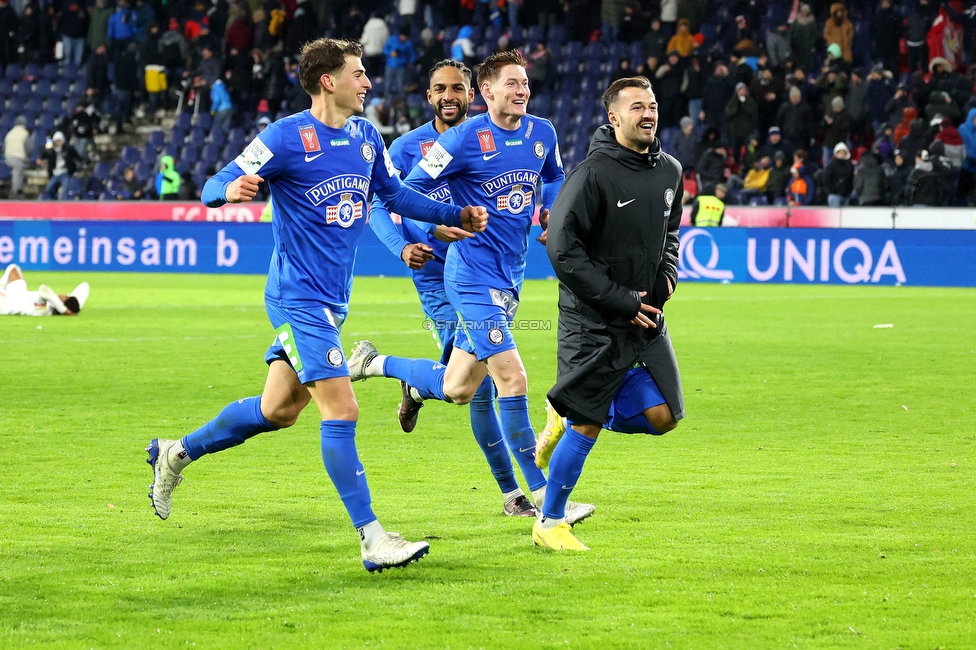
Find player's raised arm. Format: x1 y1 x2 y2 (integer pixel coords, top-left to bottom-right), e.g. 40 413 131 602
202 129 281 208
546 166 643 320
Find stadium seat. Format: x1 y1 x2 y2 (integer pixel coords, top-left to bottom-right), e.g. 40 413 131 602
34 79 52 98
179 145 199 162
0 162 10 180
4 63 22 80
193 112 212 131
134 162 153 183
442 25 459 44
628 42 643 63
64 177 84 200
62 63 79 80
52 78 71 98
173 158 192 175
547 24 565 44
220 144 237 162
168 128 186 147
147 130 166 149
23 63 40 80
14 80 32 97
42 63 59 80
563 42 583 58
510 25 526 44
200 144 221 165
227 127 246 149
485 25 502 45
532 94 551 116
74 65 87 82
187 129 207 148
468 25 484 43
64 97 79 114
206 129 227 147
20 113 36 132
25 96 44 113
527 25 544 43
583 59 602 78
36 113 56 135
608 42 626 60
119 146 140 166
0 78 13 98
84 177 104 200
584 42 605 60
5 97 23 114
174 112 192 131
92 161 111 181
0 112 14 131
140 145 158 165
161 144 179 158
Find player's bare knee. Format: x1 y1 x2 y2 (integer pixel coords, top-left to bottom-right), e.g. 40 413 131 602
444 382 476 405
491 367 527 397
645 405 678 434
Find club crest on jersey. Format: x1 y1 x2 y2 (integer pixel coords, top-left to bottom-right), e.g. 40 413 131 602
299 125 321 153
477 128 496 153
497 184 533 214
533 141 545 158
420 139 434 157
360 143 374 162
488 328 504 345
665 188 675 207
326 193 364 228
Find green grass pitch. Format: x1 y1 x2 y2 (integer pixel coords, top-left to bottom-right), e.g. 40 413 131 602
2 272 975 648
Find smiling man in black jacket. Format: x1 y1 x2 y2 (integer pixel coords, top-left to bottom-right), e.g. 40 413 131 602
532 76 685 552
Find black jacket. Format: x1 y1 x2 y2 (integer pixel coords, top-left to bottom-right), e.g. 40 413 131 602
40 144 81 177
546 125 684 423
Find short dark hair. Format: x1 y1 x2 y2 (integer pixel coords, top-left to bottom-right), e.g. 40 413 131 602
602 76 652 111
476 50 527 87
299 38 363 96
63 296 80 314
429 59 472 85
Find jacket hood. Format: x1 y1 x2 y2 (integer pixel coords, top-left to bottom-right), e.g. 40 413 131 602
587 124 663 170
160 155 175 169
829 3 848 19
908 118 927 137
458 25 472 39
902 107 918 124
937 123 963 145
860 152 879 168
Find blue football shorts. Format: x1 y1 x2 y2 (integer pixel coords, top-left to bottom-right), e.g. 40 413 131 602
568 367 667 434
445 282 519 361
417 284 457 365
264 303 348 384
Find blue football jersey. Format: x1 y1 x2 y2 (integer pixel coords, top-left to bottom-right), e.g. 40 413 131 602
404 112 564 288
203 111 458 314
370 120 453 292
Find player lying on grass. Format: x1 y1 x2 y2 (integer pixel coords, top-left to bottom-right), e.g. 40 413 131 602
144 38 488 574
348 51 593 525
0 263 89 316
533 77 685 551
366 59 546 518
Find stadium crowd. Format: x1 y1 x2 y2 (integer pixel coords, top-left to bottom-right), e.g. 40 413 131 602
0 0 975 206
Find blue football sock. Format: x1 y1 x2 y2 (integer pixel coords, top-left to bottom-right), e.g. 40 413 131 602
497 395 547 491
181 396 277 460
320 420 376 529
542 428 597 520
383 356 448 402
469 377 519 494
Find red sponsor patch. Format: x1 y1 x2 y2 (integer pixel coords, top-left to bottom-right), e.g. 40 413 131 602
420 139 434 157
299 125 321 153
477 128 496 153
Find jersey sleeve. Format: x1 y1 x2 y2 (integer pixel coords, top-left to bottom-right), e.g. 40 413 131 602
367 196 410 260
546 165 642 320
202 124 283 207
539 123 565 211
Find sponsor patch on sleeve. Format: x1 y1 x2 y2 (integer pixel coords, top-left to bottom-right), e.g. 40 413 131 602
382 147 398 177
235 137 274 175
417 142 453 179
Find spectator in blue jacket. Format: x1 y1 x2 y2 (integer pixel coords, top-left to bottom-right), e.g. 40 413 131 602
958 108 976 205
383 25 416 97
866 64 895 134
210 78 234 132
107 0 137 63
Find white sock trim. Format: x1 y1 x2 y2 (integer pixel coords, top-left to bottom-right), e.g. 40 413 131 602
539 516 565 530
364 354 387 377
358 519 386 551
502 488 524 505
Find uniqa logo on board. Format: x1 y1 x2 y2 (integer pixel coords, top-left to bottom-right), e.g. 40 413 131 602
678 229 908 284
678 228 734 281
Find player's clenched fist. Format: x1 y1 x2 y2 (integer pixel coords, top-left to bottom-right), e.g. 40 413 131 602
225 174 264 203
459 205 488 232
